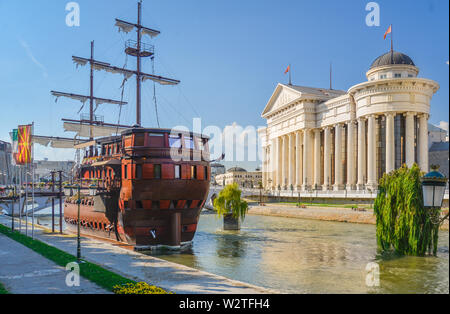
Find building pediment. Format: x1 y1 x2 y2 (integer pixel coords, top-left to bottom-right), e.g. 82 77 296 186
261 84 346 118
261 84 302 118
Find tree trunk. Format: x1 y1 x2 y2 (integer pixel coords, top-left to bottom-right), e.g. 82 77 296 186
223 214 240 230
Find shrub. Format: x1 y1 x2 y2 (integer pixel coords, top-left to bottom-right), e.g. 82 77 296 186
113 282 171 294
374 164 440 256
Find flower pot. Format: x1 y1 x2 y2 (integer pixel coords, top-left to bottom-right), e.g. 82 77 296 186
223 214 241 231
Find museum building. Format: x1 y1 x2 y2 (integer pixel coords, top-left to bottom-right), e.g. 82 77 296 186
259 51 440 191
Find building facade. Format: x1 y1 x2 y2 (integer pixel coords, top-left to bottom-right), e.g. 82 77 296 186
215 167 262 188
259 51 439 191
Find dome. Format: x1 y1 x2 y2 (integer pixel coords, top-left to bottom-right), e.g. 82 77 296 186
227 167 247 173
370 51 415 69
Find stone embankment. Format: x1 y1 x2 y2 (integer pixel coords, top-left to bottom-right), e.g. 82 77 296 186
248 203 449 231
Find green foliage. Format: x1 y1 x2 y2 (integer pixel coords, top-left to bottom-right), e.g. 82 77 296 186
0 282 8 294
113 282 171 294
214 183 249 220
374 164 440 256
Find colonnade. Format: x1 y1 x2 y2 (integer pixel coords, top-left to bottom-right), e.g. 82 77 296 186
262 112 429 191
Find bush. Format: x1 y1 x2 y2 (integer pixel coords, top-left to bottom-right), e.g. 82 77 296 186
113 282 171 294
374 164 440 256
213 183 249 220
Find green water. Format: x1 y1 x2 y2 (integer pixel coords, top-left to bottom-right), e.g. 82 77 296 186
151 212 449 294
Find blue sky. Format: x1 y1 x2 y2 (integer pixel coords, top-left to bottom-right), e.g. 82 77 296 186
0 0 448 169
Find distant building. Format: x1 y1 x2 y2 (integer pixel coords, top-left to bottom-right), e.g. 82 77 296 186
429 142 449 178
0 140 13 185
211 163 226 183
428 123 449 148
34 159 75 182
215 167 262 188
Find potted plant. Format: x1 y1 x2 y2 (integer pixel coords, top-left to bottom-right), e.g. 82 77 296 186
213 183 249 231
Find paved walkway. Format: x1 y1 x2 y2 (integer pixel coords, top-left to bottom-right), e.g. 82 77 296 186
0 215 275 294
0 233 108 294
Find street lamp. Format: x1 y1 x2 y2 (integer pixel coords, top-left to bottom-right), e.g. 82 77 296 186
421 165 448 226
421 165 447 210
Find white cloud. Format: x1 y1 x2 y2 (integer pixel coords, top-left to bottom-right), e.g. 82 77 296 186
18 38 48 78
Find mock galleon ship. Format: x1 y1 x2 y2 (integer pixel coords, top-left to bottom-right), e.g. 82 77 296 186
47 1 211 250
64 128 211 249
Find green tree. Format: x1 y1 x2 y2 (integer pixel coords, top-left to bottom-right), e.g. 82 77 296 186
374 164 440 256
214 183 249 220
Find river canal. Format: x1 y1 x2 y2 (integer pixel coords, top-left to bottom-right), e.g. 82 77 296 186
33 209 448 294
150 212 449 294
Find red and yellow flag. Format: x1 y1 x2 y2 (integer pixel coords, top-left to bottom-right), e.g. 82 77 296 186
384 25 392 40
17 125 32 165
284 65 290 74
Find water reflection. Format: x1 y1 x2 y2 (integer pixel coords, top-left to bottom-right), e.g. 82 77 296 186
34 209 448 293
151 213 449 294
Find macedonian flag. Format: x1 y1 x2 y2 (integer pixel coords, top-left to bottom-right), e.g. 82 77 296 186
17 125 32 165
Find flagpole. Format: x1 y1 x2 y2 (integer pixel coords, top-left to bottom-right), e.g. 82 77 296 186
31 122 35 239
390 24 394 64
289 64 292 86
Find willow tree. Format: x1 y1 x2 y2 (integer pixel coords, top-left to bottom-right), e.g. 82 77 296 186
214 183 249 220
374 164 441 256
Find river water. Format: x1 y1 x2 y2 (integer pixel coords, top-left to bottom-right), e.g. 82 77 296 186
151 212 449 294
34 209 449 294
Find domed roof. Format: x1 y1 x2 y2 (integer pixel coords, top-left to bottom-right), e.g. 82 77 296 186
227 167 247 173
370 51 415 69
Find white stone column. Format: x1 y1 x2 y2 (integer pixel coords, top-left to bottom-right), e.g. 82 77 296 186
357 117 366 190
313 129 321 189
271 139 276 189
262 147 267 188
302 129 311 190
323 127 331 190
418 114 429 172
385 113 396 173
295 131 302 190
289 133 295 189
405 112 415 168
346 121 356 190
367 115 377 189
283 135 289 189
276 136 282 189
334 124 343 190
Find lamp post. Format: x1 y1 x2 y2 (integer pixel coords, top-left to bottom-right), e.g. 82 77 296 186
421 165 448 225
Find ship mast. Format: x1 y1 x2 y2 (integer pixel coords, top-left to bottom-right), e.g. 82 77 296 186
52 1 179 142
51 40 128 145
115 0 180 126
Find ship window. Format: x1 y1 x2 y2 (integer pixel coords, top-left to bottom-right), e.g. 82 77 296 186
134 133 145 147
175 165 181 179
152 201 160 210
136 201 143 209
124 165 128 179
185 136 194 149
204 166 208 180
102 145 106 155
136 164 142 179
169 134 182 148
116 143 120 153
154 164 161 179
191 166 197 179
148 133 165 148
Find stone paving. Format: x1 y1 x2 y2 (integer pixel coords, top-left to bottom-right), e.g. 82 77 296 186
0 215 275 294
0 233 108 294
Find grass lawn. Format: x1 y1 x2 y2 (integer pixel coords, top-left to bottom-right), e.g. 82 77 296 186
0 282 8 294
0 223 168 294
